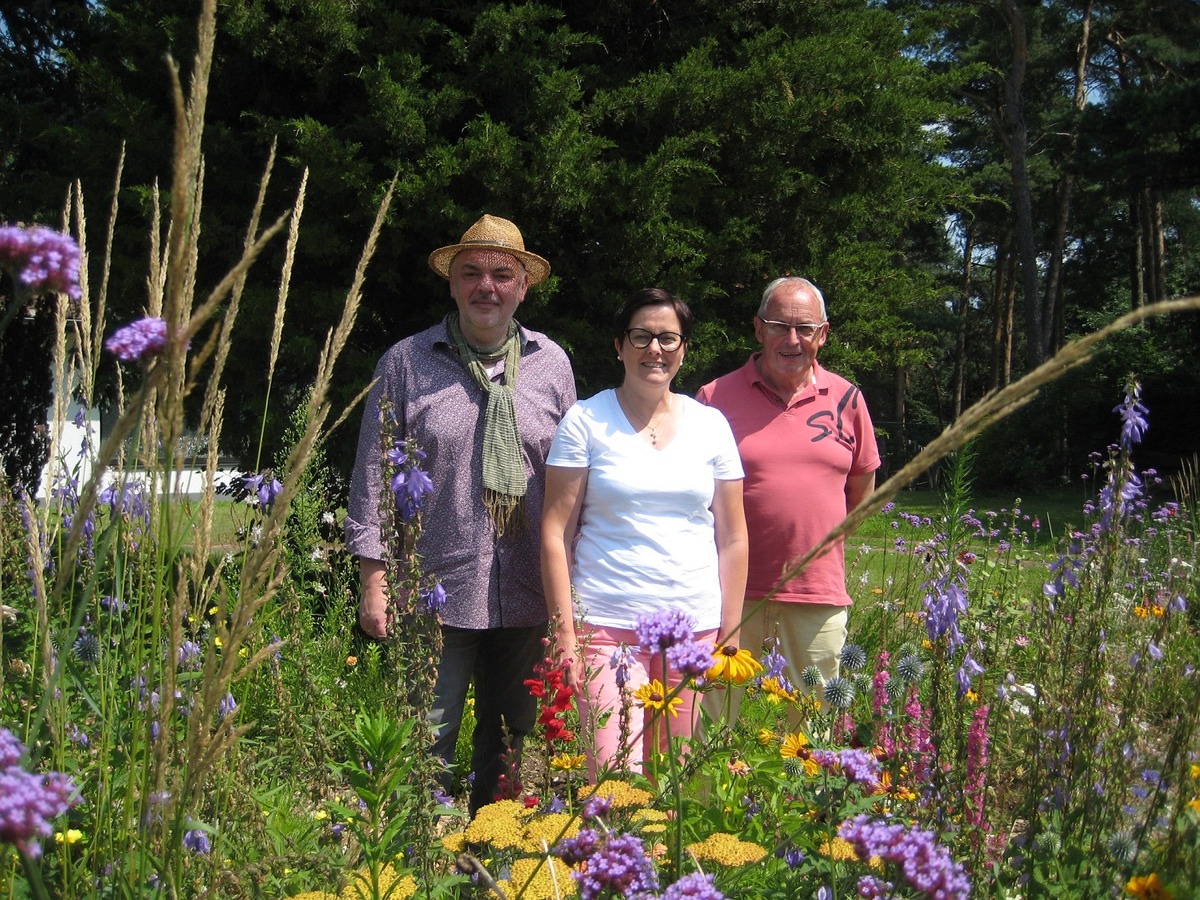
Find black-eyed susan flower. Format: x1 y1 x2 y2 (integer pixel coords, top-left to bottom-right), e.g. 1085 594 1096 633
632 679 682 716
779 732 809 758
705 645 763 684
550 752 587 772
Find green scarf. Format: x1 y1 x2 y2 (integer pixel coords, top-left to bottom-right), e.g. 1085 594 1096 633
448 313 527 536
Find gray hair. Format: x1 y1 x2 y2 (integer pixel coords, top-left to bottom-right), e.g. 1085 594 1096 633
758 276 828 321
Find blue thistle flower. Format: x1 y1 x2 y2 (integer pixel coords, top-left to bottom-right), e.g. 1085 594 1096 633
823 676 855 710
800 665 822 688
896 653 925 684
839 643 867 673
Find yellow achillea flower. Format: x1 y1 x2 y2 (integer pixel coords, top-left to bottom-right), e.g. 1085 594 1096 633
577 781 654 809
779 732 809 758
339 865 417 900
521 813 581 851
757 728 777 746
686 832 767 866
633 808 669 825
706 645 763 684
441 832 466 854
463 807 527 849
820 836 858 861
633 679 681 716
1125 872 1173 900
550 752 587 772
758 677 796 703
499 857 577 900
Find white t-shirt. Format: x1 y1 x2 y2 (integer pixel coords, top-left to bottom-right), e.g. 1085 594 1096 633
546 389 744 630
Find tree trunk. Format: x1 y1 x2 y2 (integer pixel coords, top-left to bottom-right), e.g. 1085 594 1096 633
1042 0 1092 356
953 226 974 418
1000 0 1045 369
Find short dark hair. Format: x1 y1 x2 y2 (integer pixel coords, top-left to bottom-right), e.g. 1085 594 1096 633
612 288 694 343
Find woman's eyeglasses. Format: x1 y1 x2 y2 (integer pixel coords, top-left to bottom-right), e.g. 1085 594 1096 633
624 328 684 351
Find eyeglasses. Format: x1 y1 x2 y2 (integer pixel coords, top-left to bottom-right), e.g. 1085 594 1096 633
624 328 684 351
757 317 826 339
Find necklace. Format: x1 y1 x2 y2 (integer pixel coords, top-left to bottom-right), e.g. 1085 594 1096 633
619 391 672 446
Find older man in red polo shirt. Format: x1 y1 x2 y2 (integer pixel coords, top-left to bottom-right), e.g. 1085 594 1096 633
697 276 879 707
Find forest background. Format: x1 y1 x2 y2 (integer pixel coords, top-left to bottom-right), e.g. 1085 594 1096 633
2 0 1198 496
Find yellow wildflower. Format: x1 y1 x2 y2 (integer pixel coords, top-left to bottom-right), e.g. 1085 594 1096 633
706 645 763 684
632 679 681 716
500 857 577 900
1134 606 1150 619
577 781 654 809
1186 798 1200 814
521 813 581 851
757 728 777 746
779 732 809 758
686 832 767 866
441 832 467 854
820 836 859 861
339 865 416 900
1151 604 1165 617
964 690 978 704
550 752 587 772
214 636 224 649
1125 872 1173 900
758 677 796 703
1190 764 1200 779
871 587 884 595
54 829 84 845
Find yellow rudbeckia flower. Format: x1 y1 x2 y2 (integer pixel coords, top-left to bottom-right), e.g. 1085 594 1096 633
779 732 809 758
550 752 587 772
706 645 763 684
633 680 682 716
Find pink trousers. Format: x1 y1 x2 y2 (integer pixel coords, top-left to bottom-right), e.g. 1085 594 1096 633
577 623 719 778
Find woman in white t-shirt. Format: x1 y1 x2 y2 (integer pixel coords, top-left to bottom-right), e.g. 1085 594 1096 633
541 288 748 775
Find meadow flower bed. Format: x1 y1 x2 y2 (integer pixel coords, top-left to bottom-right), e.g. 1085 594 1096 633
4 5 1200 897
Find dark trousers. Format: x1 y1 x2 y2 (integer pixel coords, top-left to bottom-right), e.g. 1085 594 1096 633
429 624 544 815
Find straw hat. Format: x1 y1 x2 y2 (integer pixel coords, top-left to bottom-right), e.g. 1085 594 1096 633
427 214 551 286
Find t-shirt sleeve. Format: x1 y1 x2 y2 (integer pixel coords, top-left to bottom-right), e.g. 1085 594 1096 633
707 407 744 481
545 402 590 468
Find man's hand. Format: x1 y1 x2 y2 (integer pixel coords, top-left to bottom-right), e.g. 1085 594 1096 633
358 558 389 639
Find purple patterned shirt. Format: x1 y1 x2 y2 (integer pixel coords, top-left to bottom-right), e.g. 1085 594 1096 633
346 316 576 629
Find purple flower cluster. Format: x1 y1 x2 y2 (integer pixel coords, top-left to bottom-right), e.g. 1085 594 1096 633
1115 381 1149 453
663 872 725 899
105 316 168 362
0 224 83 299
666 639 714 678
839 815 970 900
0 728 80 858
243 473 283 510
635 609 695 652
610 644 637 689
811 748 882 787
183 828 211 854
419 583 447 614
389 441 434 521
555 828 660 900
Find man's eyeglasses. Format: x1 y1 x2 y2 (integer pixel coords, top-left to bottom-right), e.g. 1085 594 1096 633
757 317 826 340
624 328 684 351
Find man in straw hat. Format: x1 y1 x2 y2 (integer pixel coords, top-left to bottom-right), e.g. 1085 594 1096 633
347 214 576 814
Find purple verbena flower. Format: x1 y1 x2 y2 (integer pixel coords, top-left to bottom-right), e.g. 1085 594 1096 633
635 609 695 652
0 729 80 859
666 639 715 679
0 225 82 299
663 872 724 899
105 317 168 362
839 815 970 900
555 829 659 900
